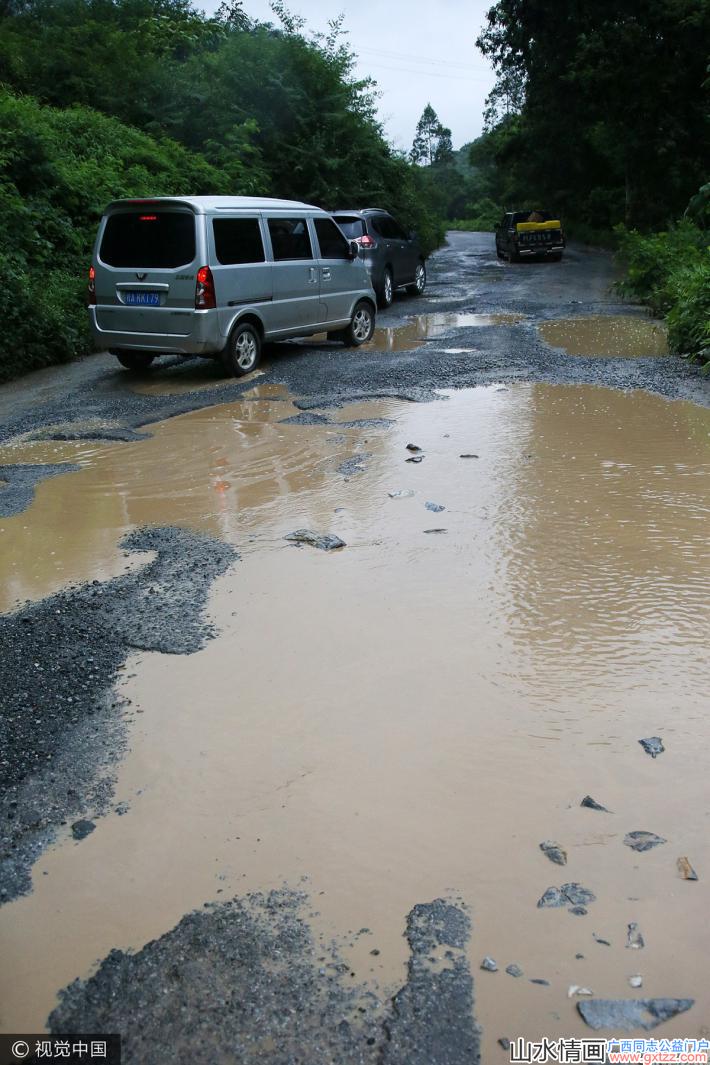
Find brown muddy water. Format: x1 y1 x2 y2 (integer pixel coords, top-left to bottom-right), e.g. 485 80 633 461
359 312 526 352
539 315 668 357
1 383 709 1054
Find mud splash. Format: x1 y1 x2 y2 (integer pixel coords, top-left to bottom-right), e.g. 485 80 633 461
1 384 709 1054
540 315 668 357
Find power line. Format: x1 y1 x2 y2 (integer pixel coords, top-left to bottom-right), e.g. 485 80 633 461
357 45 476 72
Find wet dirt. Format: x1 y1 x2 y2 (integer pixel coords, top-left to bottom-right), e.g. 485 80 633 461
539 315 668 358
1 383 709 1054
361 312 526 353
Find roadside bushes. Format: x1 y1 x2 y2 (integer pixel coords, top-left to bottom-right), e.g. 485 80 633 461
615 219 710 361
0 89 234 381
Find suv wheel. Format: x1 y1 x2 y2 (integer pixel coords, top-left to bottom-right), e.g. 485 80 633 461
113 351 155 371
407 261 426 296
378 268 394 309
221 321 261 377
342 301 375 346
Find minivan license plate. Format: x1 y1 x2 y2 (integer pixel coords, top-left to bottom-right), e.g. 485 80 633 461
124 291 160 306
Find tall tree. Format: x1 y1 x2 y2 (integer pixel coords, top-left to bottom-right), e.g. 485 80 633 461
411 103 454 166
476 0 710 229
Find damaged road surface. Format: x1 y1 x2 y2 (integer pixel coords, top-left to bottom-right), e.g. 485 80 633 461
0 232 709 1060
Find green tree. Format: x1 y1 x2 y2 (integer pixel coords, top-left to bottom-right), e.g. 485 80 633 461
410 104 454 166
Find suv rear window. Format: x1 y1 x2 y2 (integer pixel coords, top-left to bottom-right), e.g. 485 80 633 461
333 216 365 240
100 211 196 269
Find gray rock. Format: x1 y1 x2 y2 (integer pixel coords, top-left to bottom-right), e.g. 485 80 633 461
593 934 611 946
538 883 595 910
388 489 414 499
569 906 588 916
284 530 346 551
626 923 645 950
537 887 567 908
577 998 694 1031
498 1038 511 1051
423 528 447 534
623 831 666 853
406 443 422 452
505 964 523 978
406 456 424 463
480 956 498 972
562 883 596 907
459 453 479 459
638 736 664 758
540 840 567 866
530 978 550 986
71 819 96 841
629 975 643 989
425 502 446 513
581 795 609 812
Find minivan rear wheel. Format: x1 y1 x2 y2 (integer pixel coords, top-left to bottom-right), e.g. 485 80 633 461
342 301 375 347
221 321 261 377
113 351 155 371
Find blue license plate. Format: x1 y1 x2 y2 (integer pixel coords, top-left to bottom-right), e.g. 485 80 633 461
124 291 160 306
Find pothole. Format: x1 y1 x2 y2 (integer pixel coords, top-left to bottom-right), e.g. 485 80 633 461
364 312 526 352
539 315 668 357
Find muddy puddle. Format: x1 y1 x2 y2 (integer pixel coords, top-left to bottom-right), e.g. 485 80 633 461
361 312 526 352
540 315 668 357
1 383 709 1053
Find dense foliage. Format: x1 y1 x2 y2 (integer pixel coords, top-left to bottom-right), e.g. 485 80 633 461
475 0 710 233
473 0 709 351
615 220 710 360
0 0 445 380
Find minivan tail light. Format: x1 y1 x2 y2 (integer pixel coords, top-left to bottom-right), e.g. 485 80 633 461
195 265 216 309
88 265 96 306
357 235 376 248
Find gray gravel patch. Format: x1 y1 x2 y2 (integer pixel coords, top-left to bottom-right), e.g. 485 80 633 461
0 463 81 517
49 890 480 1065
0 526 236 903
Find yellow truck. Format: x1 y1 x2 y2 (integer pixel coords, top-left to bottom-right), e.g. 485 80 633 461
495 211 566 262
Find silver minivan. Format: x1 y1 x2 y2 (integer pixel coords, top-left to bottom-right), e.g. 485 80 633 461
88 196 377 376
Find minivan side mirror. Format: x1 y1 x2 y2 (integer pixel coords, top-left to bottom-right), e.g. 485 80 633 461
348 240 359 260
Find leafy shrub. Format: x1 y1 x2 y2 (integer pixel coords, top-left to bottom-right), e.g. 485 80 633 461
614 218 709 359
448 199 503 232
0 89 235 381
666 261 710 358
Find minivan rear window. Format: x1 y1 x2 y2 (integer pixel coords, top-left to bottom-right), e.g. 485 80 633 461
213 218 265 265
333 216 365 240
100 211 196 269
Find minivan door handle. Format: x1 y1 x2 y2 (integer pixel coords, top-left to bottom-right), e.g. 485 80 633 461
308 267 317 284
321 268 331 281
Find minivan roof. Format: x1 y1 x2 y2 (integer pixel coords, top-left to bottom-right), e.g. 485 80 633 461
104 195 324 214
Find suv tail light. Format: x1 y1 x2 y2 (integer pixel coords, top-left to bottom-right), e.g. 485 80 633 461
357 234 376 249
195 265 216 309
88 265 96 306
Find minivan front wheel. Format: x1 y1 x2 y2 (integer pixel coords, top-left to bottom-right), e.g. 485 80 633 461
222 321 261 377
113 350 155 371
342 301 375 347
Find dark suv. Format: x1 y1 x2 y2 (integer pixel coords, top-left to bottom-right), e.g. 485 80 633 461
332 209 426 308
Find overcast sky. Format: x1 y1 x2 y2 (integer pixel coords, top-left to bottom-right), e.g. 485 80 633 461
200 0 496 152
